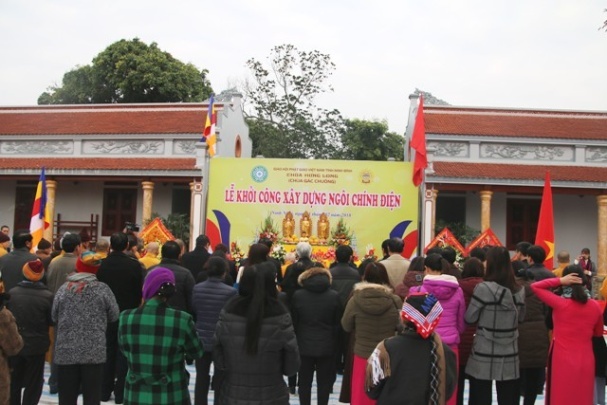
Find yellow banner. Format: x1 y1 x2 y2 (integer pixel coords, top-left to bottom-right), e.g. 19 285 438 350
206 158 419 258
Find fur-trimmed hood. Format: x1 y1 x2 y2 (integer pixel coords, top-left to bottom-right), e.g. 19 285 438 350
298 267 332 293
352 281 399 316
353 281 393 294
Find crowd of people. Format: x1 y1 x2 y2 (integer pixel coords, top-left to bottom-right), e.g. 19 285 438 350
0 227 605 405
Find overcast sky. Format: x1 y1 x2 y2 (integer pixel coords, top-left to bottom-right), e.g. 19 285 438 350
1 0 605 134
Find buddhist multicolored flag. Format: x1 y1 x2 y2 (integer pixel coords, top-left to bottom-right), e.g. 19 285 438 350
29 167 51 251
535 171 555 268
201 95 217 157
411 96 427 186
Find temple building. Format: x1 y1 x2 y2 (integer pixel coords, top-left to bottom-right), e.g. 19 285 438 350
405 93 607 276
0 90 251 248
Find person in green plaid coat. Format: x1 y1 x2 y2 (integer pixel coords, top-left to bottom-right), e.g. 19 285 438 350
119 267 204 404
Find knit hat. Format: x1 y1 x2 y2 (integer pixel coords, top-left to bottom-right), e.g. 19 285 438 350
23 259 45 282
76 251 103 274
143 267 175 301
0 233 10 243
401 292 443 338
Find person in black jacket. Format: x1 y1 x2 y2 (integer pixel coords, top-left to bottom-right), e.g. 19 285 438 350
181 235 212 281
149 241 196 314
291 267 341 405
96 232 144 404
526 245 556 282
279 242 321 394
8 259 53 405
191 257 237 405
0 230 37 292
214 262 300 405
281 242 322 304
329 245 360 374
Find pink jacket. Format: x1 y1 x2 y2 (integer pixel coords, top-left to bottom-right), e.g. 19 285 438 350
411 274 466 347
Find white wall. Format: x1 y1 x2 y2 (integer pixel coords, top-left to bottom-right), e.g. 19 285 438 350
52 180 177 237
54 181 105 224
150 183 174 218
465 192 599 258
554 194 598 257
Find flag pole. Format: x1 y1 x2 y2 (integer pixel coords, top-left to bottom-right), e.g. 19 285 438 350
410 94 428 257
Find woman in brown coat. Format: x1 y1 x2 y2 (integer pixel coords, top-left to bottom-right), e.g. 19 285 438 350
0 276 24 405
341 262 402 405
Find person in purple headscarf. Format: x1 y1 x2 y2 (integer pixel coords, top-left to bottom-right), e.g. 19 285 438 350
118 267 204 405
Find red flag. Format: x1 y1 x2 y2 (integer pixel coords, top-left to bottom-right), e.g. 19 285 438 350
535 171 555 268
411 96 427 186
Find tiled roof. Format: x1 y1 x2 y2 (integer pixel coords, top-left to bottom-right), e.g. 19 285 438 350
432 161 607 183
425 106 607 140
0 157 196 171
0 104 221 135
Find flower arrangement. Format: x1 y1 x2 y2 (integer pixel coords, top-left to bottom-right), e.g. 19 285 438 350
270 244 287 264
258 215 279 243
330 218 353 247
312 247 336 263
363 244 378 261
230 241 245 268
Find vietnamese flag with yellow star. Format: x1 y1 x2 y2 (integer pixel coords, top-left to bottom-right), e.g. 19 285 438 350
535 171 554 269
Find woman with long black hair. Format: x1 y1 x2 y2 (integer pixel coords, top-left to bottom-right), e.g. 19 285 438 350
531 265 603 405
214 262 300 405
465 246 525 405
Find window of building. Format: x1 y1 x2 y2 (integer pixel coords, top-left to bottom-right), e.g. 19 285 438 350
506 198 540 250
235 135 242 157
14 182 37 231
102 188 137 236
172 186 191 215
435 194 466 228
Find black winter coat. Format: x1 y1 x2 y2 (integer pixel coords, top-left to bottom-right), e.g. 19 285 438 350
281 258 321 305
330 263 360 307
181 248 211 281
214 296 300 405
97 251 143 311
517 279 550 368
150 259 196 314
0 248 38 292
291 267 341 357
8 282 53 355
191 277 236 351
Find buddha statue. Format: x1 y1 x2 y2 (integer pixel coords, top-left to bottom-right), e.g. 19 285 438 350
282 212 295 238
300 211 311 238
317 213 330 240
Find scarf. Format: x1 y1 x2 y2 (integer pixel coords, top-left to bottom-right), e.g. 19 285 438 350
561 285 591 299
430 333 447 405
366 340 391 390
365 332 447 405
66 272 97 294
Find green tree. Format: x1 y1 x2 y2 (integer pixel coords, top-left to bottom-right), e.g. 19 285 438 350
339 119 404 161
39 38 213 104
245 44 344 159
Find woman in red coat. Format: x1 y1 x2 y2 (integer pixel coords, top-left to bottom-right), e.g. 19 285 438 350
531 265 603 405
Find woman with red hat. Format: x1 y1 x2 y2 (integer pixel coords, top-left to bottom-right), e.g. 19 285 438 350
52 252 118 404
